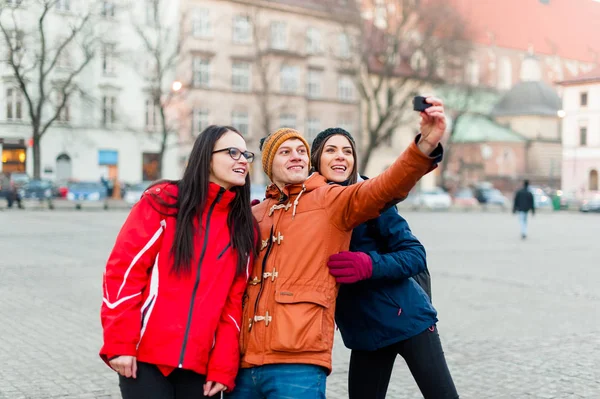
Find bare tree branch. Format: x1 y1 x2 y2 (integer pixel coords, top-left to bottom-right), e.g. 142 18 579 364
0 0 98 178
330 0 474 174
126 0 183 178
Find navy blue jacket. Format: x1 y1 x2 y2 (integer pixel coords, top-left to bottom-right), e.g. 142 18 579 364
335 206 438 351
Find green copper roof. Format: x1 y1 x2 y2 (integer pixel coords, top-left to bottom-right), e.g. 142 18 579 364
451 114 527 143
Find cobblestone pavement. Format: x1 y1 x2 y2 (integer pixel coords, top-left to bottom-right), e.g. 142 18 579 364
0 209 599 398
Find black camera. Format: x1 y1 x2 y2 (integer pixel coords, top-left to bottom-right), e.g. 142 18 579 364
413 96 432 112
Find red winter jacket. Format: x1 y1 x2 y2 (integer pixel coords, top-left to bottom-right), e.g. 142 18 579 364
100 182 252 390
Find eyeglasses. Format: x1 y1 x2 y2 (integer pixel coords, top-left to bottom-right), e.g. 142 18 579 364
212 147 255 163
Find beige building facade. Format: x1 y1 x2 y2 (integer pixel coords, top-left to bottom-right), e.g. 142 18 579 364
177 0 361 185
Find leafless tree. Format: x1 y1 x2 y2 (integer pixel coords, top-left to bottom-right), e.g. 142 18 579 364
128 0 182 178
334 0 473 174
245 7 297 141
0 0 97 178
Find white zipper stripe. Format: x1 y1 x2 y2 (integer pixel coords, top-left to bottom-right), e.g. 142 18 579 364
228 314 240 332
138 254 160 346
116 219 166 299
103 292 141 309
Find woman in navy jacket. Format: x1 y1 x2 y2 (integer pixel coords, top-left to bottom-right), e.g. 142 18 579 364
311 127 458 399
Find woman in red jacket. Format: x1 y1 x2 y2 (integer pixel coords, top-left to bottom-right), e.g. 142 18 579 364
100 125 259 398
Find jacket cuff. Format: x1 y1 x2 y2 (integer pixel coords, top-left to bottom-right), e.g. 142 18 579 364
414 134 443 163
206 370 235 392
99 343 137 366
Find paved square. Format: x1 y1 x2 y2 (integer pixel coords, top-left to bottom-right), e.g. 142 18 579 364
1 209 599 398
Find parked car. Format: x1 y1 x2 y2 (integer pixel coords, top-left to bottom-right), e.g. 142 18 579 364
123 181 153 205
475 187 508 210
453 188 479 210
66 181 108 209
529 185 552 210
415 187 452 210
580 196 600 213
10 172 30 188
20 180 55 208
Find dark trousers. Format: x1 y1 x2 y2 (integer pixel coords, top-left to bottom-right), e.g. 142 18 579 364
119 362 211 399
348 326 459 399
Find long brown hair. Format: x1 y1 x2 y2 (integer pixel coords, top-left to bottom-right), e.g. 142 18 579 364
149 125 259 277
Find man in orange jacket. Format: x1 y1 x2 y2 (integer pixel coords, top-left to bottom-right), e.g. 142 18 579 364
226 96 447 398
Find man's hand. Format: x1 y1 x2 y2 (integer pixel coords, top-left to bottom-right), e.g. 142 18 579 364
204 381 227 396
327 251 373 284
417 96 446 156
109 355 137 379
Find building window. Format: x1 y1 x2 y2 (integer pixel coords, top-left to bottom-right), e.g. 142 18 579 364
101 1 115 17
410 50 427 72
102 96 117 126
580 127 587 146
307 117 321 140
192 57 210 88
142 153 160 181
6 30 24 54
280 65 299 94
466 59 480 86
232 15 252 44
102 43 116 75
55 0 70 12
232 111 249 136
145 97 160 129
145 0 156 25
270 21 287 50
279 113 296 129
5 88 23 121
580 92 588 107
306 69 322 99
338 117 354 134
192 9 212 38
192 108 209 136
338 75 355 102
338 33 351 59
55 92 70 123
590 169 599 191
306 28 322 55
232 61 251 92
498 57 513 90
56 45 72 69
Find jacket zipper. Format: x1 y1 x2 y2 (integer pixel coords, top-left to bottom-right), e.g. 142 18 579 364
216 242 231 259
178 188 224 368
250 225 274 331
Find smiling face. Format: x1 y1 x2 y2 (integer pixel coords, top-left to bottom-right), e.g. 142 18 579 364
318 134 356 183
270 138 310 189
209 130 250 190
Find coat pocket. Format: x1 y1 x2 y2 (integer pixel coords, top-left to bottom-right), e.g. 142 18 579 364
270 288 331 353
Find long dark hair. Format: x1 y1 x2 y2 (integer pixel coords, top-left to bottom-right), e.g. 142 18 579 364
311 133 358 185
151 125 258 277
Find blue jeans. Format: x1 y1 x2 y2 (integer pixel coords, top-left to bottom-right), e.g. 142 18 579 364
225 364 327 399
518 211 528 236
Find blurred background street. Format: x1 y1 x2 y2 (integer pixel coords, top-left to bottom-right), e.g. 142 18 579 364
1 209 598 399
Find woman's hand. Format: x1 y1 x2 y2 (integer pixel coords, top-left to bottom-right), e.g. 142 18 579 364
109 355 137 379
418 96 447 156
204 381 227 396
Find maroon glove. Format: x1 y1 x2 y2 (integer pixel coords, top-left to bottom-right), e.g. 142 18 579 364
327 251 373 284
251 199 260 206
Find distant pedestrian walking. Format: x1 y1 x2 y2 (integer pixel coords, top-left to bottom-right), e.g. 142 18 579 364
513 180 535 239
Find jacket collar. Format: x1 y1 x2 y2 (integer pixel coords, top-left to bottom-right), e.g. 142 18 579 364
265 173 326 201
207 182 236 210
